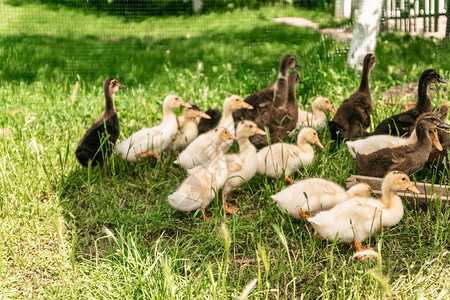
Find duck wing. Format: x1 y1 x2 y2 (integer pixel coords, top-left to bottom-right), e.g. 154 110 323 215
233 87 274 121
372 109 420 136
355 149 397 177
198 109 222 134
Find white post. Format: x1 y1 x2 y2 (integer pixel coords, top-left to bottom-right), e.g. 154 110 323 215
192 0 202 13
347 0 384 70
342 0 352 18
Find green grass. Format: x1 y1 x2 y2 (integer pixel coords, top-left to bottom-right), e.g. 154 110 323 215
0 1 449 298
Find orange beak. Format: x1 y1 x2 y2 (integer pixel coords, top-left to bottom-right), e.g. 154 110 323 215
241 102 253 110
228 133 237 140
430 129 443 151
328 106 336 114
314 140 324 150
255 128 266 135
407 182 420 194
198 112 211 119
180 100 192 108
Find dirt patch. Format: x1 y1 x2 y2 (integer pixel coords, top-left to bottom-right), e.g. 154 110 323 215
273 17 352 41
274 16 448 41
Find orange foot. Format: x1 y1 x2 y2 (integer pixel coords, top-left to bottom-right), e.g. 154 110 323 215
315 233 323 240
285 176 293 184
136 151 159 160
200 207 211 222
219 193 238 214
352 241 371 251
299 209 313 218
224 203 238 214
352 241 376 262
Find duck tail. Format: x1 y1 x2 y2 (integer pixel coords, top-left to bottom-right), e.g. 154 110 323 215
167 192 202 212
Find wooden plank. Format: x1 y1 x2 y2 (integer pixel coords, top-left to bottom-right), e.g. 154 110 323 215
346 175 449 209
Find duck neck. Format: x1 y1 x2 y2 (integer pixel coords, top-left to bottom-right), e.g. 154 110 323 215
278 61 289 78
213 142 225 160
286 79 297 105
312 104 326 120
219 102 234 132
238 136 255 154
380 183 404 225
416 77 432 112
104 89 116 116
358 63 371 92
416 125 432 148
296 135 313 153
161 105 177 127
181 117 197 131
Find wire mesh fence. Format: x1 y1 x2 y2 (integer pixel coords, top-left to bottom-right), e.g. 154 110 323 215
0 0 342 90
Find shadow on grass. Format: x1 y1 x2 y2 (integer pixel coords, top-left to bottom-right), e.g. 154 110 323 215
5 0 193 20
0 24 344 87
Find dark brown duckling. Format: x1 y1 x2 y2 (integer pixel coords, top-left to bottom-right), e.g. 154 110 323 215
329 53 376 142
355 113 448 177
249 70 302 148
75 78 126 167
427 104 450 173
233 54 301 123
372 69 448 136
197 108 222 135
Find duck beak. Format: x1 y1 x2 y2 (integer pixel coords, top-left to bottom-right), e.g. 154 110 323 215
228 133 237 140
118 83 127 89
314 140 324 150
295 62 302 68
407 182 420 194
180 101 192 108
198 112 211 119
438 77 448 84
328 106 337 114
255 128 266 135
430 129 443 151
437 121 450 131
241 102 253 110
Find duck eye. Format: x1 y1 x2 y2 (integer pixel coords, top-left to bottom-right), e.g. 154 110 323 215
235 99 239 102
402 178 406 181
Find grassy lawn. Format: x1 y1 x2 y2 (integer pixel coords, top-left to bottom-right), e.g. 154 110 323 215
0 1 449 298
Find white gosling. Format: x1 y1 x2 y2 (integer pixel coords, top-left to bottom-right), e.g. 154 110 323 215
222 120 266 212
175 95 252 169
167 127 236 221
307 171 419 260
290 96 336 136
271 179 371 218
116 95 190 162
172 105 211 150
256 127 324 183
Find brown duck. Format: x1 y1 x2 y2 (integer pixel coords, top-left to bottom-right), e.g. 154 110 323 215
233 55 301 147
249 70 302 148
75 78 126 167
355 113 449 177
329 53 376 142
427 104 450 173
372 69 448 136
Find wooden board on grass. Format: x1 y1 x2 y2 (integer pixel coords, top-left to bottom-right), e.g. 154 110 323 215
346 175 449 209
